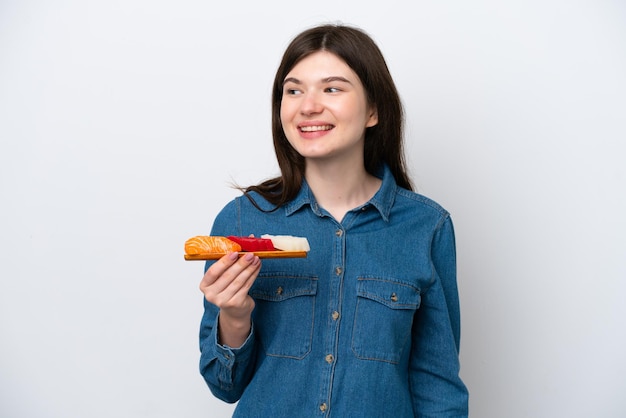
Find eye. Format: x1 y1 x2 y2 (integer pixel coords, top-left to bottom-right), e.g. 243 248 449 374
325 87 341 93
284 87 302 95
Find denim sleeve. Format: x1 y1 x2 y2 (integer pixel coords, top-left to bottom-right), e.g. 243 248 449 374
198 198 256 402
409 215 469 417
199 299 256 403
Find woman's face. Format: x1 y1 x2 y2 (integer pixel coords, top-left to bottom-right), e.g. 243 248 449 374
280 51 378 164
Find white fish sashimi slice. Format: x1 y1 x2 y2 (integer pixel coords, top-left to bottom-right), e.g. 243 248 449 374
261 234 310 252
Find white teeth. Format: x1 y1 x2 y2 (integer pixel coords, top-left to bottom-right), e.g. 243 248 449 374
300 125 332 132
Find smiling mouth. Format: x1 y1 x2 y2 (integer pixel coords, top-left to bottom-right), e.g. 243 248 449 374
299 125 334 132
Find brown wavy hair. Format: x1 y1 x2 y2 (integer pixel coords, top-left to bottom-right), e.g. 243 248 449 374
243 24 413 209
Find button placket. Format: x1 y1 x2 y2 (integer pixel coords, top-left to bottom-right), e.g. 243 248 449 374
319 226 345 417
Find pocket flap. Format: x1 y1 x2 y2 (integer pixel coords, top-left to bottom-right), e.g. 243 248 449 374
250 274 318 302
356 277 421 309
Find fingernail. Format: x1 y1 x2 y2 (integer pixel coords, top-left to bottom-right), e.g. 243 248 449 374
244 252 254 262
228 252 239 261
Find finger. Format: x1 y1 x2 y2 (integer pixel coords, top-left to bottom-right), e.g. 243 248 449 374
200 252 239 289
217 259 261 309
201 252 260 298
229 255 262 296
210 253 260 297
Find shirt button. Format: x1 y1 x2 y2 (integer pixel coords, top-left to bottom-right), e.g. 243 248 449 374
390 292 398 302
335 266 342 275
335 229 343 237
276 286 283 295
325 354 334 364
331 311 340 321
319 403 328 412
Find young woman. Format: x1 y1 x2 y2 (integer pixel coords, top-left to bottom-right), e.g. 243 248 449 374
198 24 469 417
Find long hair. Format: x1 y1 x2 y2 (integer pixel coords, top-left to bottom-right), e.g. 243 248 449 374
243 24 413 208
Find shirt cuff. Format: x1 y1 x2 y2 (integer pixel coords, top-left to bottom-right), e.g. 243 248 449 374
213 313 255 367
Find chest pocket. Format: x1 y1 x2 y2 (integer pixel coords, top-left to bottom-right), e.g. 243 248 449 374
352 277 421 364
250 274 318 359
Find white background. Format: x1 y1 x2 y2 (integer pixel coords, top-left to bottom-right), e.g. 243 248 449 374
1 1 625 417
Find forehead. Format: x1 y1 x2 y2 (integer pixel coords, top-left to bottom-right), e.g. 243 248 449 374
285 51 358 80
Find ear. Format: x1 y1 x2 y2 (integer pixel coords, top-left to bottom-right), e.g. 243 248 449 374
366 106 378 128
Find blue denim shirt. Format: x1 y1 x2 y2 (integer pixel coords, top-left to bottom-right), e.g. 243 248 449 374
199 165 469 417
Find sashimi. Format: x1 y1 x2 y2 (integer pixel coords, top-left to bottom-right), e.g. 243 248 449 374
261 234 310 252
184 236 241 255
227 236 276 252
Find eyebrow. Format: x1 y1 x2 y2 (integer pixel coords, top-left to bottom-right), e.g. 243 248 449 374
282 76 353 86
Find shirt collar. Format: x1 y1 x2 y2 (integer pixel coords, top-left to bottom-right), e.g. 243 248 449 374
284 164 397 222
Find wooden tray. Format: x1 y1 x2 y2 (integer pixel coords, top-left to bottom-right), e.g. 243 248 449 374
184 251 308 260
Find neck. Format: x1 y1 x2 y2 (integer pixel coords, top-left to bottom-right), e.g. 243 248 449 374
305 159 381 222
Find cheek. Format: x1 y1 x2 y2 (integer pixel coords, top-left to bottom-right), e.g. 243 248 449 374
280 99 295 122
279 105 296 141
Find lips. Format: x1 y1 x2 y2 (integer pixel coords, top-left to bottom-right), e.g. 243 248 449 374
298 124 334 132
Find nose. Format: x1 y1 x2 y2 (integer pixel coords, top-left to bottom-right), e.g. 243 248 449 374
299 91 323 116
